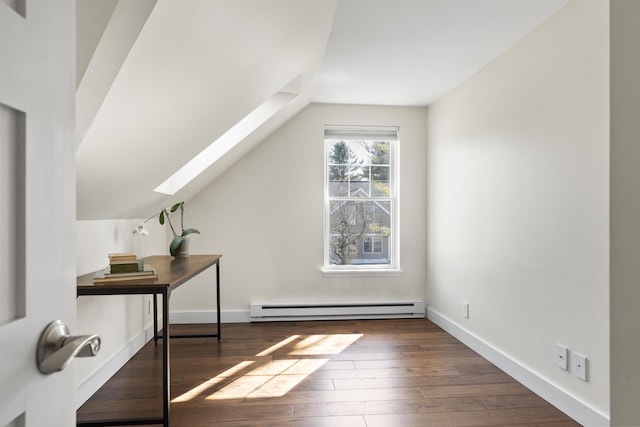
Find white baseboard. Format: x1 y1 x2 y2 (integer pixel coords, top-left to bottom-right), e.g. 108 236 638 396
426 307 609 427
75 322 156 409
170 309 250 324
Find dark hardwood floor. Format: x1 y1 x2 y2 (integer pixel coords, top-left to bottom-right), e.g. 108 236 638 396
77 319 581 426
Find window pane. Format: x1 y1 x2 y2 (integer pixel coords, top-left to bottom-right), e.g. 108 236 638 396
371 180 390 198
329 165 348 180
371 141 390 165
327 141 347 165
328 140 366 166
328 166 348 197
371 165 389 181
349 165 366 182
329 200 391 265
347 140 371 166
366 200 391 237
371 144 390 196
350 166 370 197
329 201 366 265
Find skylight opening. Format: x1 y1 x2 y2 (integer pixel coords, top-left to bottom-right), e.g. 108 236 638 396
154 86 299 195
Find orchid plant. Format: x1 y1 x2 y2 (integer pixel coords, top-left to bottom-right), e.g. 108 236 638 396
160 202 200 256
134 202 200 256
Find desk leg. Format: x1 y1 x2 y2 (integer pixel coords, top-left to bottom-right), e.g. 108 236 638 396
153 293 158 343
216 260 221 342
162 289 170 427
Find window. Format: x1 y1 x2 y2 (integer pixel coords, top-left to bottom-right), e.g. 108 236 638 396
364 206 375 221
324 125 399 273
363 236 383 254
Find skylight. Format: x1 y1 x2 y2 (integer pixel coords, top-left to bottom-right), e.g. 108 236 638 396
154 88 298 195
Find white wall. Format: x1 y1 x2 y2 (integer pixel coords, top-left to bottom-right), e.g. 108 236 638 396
74 218 164 406
168 103 428 319
427 0 609 422
610 1 640 425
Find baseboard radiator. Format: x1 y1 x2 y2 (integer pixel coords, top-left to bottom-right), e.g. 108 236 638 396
250 301 425 322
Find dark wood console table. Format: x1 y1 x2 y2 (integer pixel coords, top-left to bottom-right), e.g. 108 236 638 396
76 255 222 427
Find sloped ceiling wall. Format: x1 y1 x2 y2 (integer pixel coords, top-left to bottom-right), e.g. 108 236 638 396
76 0 337 219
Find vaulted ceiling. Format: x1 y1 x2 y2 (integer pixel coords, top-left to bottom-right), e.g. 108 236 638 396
76 0 567 220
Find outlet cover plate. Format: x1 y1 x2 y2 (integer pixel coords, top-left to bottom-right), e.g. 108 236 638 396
555 344 568 370
574 353 587 381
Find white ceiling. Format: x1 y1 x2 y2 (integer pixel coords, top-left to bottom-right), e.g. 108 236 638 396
76 0 568 219
313 0 568 106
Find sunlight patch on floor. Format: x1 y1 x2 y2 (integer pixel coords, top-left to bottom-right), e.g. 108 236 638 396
174 333 362 402
289 334 363 355
256 335 300 356
246 373 309 399
206 358 329 400
171 360 255 403
206 374 274 400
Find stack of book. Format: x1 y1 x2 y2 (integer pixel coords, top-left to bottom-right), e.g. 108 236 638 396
93 253 158 284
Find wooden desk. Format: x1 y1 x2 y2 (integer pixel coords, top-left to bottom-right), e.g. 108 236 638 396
76 255 222 427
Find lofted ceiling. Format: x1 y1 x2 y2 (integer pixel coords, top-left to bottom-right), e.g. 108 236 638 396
75 0 567 220
312 0 568 106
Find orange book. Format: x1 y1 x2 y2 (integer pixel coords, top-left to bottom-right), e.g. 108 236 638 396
108 252 138 262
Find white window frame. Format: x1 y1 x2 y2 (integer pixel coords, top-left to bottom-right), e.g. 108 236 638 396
322 125 401 277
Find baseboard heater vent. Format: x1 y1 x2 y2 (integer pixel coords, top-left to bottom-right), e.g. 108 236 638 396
250 301 425 322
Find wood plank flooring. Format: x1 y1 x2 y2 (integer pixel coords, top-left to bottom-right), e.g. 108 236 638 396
76 319 581 426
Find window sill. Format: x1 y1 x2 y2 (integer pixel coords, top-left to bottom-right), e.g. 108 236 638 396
321 268 403 278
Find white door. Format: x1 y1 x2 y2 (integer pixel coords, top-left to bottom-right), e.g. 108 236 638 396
0 1 77 426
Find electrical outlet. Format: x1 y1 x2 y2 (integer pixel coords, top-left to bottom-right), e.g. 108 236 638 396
555 344 568 370
574 353 587 381
462 302 469 319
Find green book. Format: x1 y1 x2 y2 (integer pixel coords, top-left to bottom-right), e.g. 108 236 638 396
109 259 143 274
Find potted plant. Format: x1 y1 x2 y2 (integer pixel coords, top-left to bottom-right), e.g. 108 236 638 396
160 202 200 257
135 202 200 257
